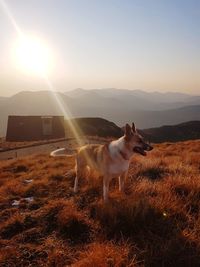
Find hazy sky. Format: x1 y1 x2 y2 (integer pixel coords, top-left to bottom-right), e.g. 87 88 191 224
0 0 199 96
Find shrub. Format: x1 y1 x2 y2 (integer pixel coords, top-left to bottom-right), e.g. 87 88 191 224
57 202 93 244
73 242 135 267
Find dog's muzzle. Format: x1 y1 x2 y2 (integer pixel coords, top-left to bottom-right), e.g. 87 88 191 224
133 143 153 156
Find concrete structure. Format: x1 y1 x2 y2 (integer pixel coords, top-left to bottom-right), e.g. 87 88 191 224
6 116 65 141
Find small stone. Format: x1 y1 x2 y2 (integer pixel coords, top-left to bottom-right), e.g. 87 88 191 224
12 200 20 207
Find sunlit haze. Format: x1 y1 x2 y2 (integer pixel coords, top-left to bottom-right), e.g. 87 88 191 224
0 0 199 96
14 35 52 75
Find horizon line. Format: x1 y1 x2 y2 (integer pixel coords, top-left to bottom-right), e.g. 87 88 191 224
2 87 199 98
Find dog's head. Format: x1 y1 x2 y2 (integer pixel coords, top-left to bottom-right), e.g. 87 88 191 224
124 123 153 156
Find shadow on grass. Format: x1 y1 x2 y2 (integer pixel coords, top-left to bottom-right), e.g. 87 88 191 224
1 215 37 239
91 198 200 266
40 200 94 245
137 166 167 181
3 164 28 173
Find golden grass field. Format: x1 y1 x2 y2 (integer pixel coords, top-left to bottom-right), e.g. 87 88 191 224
0 139 200 266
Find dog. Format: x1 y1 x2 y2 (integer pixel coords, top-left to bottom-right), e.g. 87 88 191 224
50 123 153 202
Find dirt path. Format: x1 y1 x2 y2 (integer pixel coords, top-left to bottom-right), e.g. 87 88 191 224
0 137 107 160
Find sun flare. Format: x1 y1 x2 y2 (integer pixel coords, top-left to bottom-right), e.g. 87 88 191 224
14 35 52 75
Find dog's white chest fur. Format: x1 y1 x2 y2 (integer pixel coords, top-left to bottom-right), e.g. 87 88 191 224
108 137 130 175
109 159 129 175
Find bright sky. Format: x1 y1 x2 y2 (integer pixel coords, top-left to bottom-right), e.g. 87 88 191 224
0 0 199 96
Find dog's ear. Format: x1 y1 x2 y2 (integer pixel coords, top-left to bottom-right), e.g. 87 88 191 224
125 123 132 137
132 122 136 133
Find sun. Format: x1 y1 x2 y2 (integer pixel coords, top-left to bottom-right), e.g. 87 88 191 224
15 35 52 75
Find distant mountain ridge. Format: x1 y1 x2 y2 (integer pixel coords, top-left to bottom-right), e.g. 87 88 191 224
65 88 200 109
66 118 200 143
0 88 199 137
141 121 200 143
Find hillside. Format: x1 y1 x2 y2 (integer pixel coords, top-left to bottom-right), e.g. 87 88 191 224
0 140 200 266
0 89 200 136
141 121 200 143
65 117 123 138
65 119 200 143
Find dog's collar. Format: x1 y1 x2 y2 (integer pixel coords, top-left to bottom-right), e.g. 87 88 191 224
119 150 129 161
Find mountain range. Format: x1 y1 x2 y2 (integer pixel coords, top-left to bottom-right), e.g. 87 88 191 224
0 88 199 137
141 121 200 143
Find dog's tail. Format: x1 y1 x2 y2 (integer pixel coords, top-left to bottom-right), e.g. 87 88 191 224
50 148 77 157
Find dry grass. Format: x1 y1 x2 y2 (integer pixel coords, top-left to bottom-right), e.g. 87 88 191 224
0 138 67 150
0 139 200 266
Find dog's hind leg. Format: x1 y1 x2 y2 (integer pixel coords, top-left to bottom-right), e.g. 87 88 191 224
74 154 86 193
74 158 80 193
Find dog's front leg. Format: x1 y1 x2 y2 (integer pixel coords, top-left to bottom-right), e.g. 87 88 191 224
119 171 128 193
74 176 78 193
103 176 110 202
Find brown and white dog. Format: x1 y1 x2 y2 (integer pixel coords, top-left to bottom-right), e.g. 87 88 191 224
50 123 153 202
